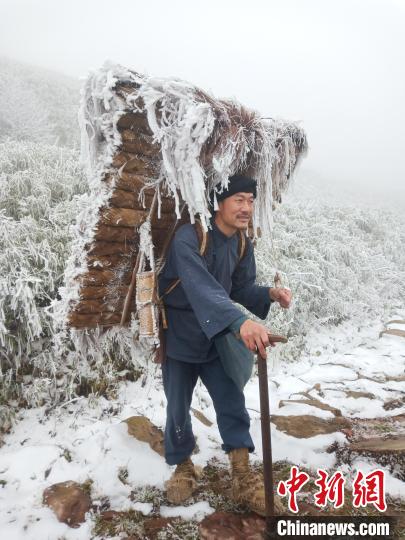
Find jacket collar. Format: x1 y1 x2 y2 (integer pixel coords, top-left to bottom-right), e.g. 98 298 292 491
210 217 237 243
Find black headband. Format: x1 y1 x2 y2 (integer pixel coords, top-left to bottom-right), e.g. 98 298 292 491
214 174 257 202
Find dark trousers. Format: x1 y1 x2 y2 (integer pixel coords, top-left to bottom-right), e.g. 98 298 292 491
162 355 254 465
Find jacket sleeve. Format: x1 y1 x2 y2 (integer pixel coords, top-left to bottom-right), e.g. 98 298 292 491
230 239 273 320
172 226 244 340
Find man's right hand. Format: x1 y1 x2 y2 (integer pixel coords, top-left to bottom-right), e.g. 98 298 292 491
239 319 275 359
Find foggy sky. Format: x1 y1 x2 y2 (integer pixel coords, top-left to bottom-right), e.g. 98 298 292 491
1 0 404 199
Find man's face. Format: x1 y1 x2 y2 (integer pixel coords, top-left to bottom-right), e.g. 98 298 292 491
217 191 255 230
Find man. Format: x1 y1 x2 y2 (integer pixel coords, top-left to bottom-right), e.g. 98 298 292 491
158 174 292 515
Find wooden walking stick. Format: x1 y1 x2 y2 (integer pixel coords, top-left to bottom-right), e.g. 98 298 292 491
257 348 276 538
257 272 287 538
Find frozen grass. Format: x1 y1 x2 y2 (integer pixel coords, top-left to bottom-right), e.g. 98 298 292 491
0 140 87 420
255 201 405 365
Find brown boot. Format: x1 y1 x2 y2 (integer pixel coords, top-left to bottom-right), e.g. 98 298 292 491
229 448 284 516
165 458 199 505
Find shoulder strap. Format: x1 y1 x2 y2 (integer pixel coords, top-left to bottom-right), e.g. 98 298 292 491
237 230 247 262
194 218 209 256
159 219 207 300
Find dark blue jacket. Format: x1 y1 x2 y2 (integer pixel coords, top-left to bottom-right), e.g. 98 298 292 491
158 219 273 363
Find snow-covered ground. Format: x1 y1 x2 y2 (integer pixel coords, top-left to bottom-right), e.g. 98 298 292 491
1 310 404 539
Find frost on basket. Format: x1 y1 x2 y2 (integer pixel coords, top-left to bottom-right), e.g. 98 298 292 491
56 61 307 356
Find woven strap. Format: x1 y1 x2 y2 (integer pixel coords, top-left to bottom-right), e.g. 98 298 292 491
157 219 207 305
238 229 246 261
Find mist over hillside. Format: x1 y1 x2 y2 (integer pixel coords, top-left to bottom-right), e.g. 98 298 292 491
0 57 80 148
289 166 405 213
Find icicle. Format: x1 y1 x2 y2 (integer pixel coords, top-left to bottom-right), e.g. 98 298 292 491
213 192 219 211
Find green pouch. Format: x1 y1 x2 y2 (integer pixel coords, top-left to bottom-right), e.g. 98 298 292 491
214 316 254 390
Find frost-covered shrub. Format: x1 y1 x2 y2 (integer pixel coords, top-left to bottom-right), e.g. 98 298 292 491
0 139 151 430
256 201 405 362
0 139 87 424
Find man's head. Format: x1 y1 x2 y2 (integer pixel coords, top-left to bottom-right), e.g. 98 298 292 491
212 174 257 235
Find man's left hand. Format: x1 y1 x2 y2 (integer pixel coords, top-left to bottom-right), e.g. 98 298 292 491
269 287 292 308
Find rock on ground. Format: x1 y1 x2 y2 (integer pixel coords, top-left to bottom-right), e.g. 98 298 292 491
271 414 351 438
123 416 165 456
199 511 266 540
43 480 91 528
